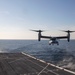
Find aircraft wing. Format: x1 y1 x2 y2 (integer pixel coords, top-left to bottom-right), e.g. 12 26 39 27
55 36 68 39
41 36 52 39
41 35 68 40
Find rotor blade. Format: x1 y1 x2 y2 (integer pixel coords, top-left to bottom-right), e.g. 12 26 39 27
30 29 44 32
60 30 75 33
30 30 39 32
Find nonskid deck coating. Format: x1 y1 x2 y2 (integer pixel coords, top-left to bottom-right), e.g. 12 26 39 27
0 53 75 75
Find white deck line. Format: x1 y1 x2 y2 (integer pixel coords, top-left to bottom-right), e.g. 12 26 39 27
21 52 37 60
38 64 50 75
22 52 58 75
21 52 75 75
64 69 75 74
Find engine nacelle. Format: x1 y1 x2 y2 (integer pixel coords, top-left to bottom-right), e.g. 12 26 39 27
38 31 41 41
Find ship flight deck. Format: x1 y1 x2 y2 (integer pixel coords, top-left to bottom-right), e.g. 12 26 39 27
0 52 75 75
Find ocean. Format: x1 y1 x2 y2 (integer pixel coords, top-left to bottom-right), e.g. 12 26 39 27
0 40 75 71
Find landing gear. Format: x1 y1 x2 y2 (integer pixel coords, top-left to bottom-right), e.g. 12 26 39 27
57 43 59 45
49 42 59 45
49 43 51 45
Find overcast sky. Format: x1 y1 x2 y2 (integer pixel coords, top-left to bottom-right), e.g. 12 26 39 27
0 0 75 39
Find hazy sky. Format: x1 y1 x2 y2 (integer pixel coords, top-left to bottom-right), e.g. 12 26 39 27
0 0 75 39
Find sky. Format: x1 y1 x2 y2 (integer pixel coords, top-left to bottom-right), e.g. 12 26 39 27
0 0 75 39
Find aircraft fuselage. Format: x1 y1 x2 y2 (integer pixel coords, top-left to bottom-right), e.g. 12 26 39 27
49 40 59 45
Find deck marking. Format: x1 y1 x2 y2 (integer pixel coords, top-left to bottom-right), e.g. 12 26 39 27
22 52 59 75
22 52 75 75
37 63 49 75
9 58 24 63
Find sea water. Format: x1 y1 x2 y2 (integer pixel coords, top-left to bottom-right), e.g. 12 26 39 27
0 40 75 53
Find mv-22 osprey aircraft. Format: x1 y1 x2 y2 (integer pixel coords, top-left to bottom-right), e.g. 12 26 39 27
31 30 75 45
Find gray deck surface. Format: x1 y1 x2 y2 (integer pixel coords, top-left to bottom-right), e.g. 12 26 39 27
0 53 75 75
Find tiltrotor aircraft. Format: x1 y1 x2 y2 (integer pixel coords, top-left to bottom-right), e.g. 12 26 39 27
31 30 75 45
